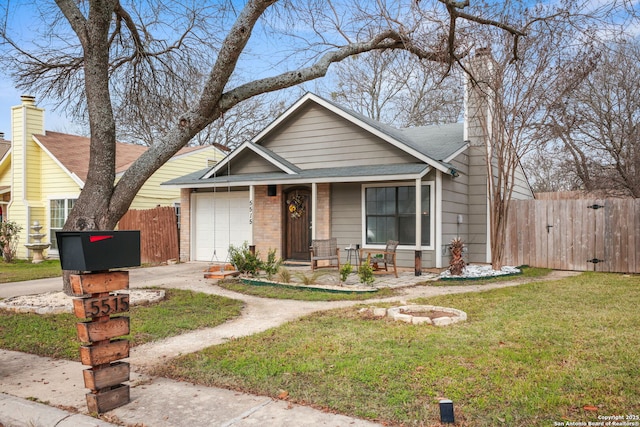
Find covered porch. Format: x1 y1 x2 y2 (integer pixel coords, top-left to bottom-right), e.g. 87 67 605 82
174 164 447 272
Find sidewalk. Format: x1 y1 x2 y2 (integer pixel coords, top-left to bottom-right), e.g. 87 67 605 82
0 263 571 426
0 349 381 427
0 262 412 426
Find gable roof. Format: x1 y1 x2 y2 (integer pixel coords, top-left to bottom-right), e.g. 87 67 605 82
33 131 216 183
203 140 301 179
251 93 467 170
166 92 468 188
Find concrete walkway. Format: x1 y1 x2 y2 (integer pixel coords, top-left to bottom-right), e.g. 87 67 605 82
0 263 576 426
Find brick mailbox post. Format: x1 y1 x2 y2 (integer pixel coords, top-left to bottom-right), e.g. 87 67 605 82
56 231 141 414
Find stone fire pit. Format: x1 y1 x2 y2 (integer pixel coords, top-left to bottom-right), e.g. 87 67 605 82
363 304 467 326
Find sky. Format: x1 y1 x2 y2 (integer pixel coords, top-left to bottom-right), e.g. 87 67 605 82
0 0 303 141
0 2 78 140
0 84 77 141
1 0 638 142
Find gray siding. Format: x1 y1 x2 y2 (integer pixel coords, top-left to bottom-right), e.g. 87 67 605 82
466 146 489 263
331 183 362 254
231 151 282 174
511 164 534 200
262 104 417 169
330 182 436 269
441 152 470 263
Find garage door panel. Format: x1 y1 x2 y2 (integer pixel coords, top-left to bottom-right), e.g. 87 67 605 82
193 192 251 262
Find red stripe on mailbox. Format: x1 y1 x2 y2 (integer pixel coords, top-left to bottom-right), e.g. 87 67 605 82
89 235 114 243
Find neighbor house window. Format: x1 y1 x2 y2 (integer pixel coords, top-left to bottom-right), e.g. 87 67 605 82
174 202 181 230
49 199 76 251
365 184 431 246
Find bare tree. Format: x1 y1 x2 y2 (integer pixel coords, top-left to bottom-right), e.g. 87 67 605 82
2 0 531 291
324 50 463 126
466 0 638 269
546 39 640 197
117 90 286 149
465 2 600 270
522 145 582 193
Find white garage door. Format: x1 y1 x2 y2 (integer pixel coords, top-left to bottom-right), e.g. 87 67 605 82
192 191 251 262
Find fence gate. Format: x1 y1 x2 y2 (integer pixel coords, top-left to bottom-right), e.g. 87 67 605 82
504 199 640 273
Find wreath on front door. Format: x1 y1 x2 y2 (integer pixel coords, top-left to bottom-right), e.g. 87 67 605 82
286 194 305 219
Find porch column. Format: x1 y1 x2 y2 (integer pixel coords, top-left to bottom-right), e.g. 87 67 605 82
415 178 422 276
311 183 317 240
249 185 255 246
435 171 443 268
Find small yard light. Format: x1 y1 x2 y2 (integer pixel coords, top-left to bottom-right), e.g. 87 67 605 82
439 399 455 423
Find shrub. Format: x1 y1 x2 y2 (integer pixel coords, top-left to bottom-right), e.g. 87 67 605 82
263 248 282 280
228 242 262 277
358 257 375 286
0 221 23 263
294 270 327 286
277 267 292 283
339 262 353 282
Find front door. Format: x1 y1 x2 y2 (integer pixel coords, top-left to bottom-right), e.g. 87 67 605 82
285 188 311 260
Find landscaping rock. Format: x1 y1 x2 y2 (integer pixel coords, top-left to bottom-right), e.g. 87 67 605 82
373 307 387 317
412 316 433 325
393 313 413 323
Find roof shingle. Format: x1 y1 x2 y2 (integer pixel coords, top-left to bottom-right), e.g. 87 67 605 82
34 132 209 182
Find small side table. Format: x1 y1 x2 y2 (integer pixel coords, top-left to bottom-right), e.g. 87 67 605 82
345 246 360 267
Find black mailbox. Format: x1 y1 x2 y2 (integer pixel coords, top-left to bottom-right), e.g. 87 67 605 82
56 231 141 271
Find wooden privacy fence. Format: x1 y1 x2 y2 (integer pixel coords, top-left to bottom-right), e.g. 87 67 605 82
118 206 179 265
503 198 640 273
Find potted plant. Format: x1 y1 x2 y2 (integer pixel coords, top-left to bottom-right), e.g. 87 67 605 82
448 237 465 276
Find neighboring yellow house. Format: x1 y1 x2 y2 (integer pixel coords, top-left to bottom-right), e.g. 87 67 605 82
0 96 226 260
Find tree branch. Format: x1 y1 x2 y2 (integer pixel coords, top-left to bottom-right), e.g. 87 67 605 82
451 7 526 37
197 0 278 118
220 30 445 111
113 1 144 52
55 0 91 45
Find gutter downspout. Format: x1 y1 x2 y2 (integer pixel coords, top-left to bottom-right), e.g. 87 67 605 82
21 99 31 259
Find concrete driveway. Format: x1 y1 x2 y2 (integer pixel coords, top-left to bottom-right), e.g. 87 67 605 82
0 262 210 299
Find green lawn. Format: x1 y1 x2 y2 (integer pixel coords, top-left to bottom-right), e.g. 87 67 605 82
2 270 638 426
0 289 243 360
0 260 62 283
156 272 640 426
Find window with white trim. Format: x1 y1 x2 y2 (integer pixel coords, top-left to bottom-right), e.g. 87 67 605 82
364 184 431 246
49 199 76 251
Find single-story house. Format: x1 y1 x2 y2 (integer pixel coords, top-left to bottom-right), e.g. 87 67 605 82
164 84 534 270
0 96 226 260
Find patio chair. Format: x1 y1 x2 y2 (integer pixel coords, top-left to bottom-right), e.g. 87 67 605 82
310 238 340 271
363 240 398 277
